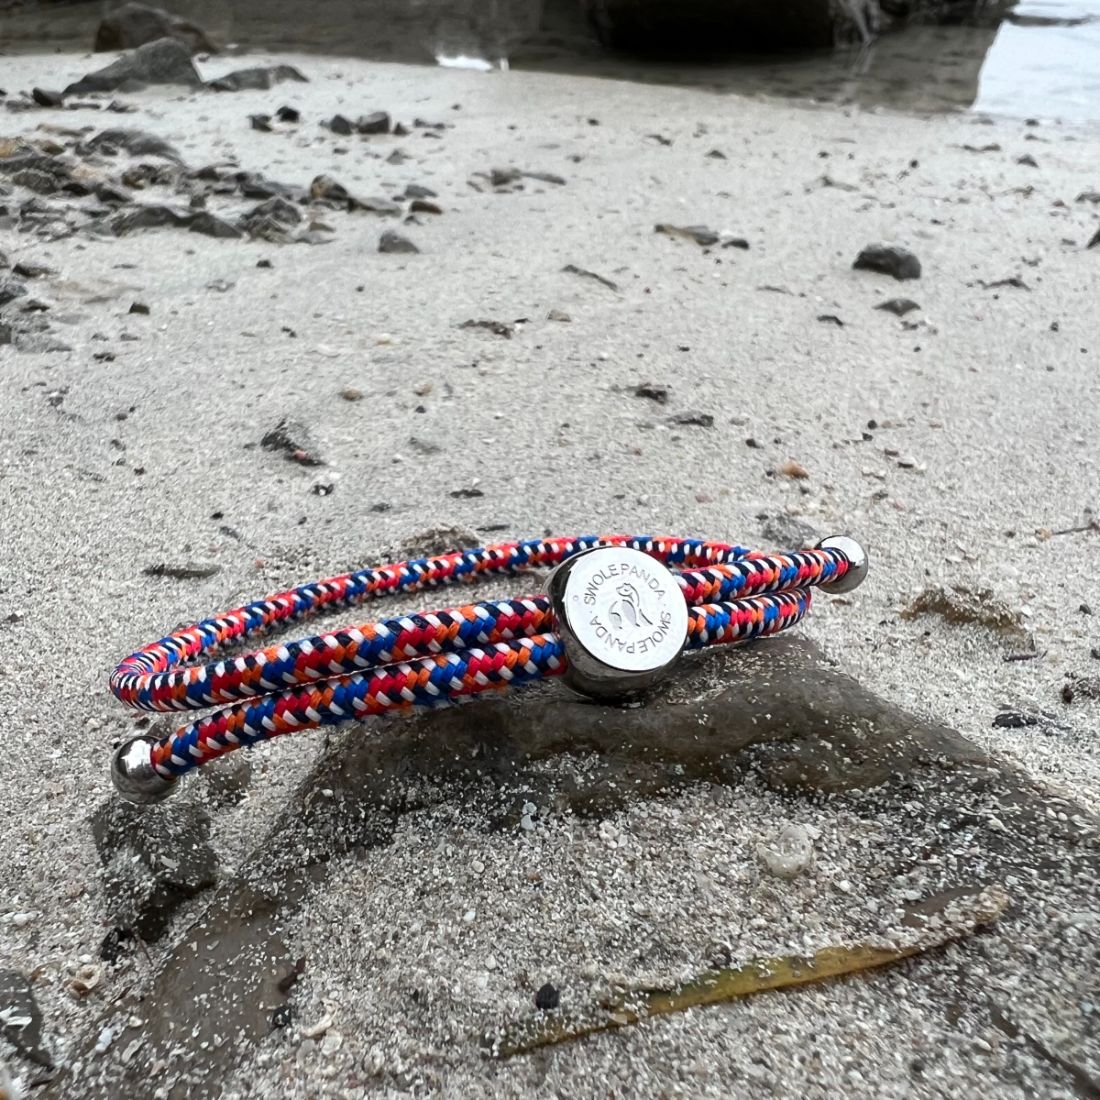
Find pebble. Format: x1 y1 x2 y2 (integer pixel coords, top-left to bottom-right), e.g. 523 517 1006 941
378 229 419 254
534 982 560 1011
853 242 922 280
756 823 815 878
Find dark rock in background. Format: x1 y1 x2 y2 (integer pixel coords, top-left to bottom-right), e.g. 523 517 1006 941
94 2 217 54
206 64 308 92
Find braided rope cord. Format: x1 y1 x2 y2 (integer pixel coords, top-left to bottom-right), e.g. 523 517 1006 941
110 535 851 779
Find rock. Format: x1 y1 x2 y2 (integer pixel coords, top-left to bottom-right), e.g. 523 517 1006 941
0 969 52 1067
249 113 273 132
128 300 150 315
328 114 353 135
901 586 1027 638
1088 226 1100 250
778 459 809 479
655 223 719 246
875 297 920 316
758 512 818 549
534 983 560 1011
94 3 217 54
110 203 193 234
668 411 713 428
261 417 324 465
239 196 301 241
273 105 299 123
1076 189 1100 204
143 561 221 579
206 65 308 93
409 198 442 215
11 260 53 279
756 822 815 878
1016 153 1039 167
634 382 669 404
378 229 418 254
90 792 219 940
309 174 352 205
403 183 437 200
0 278 28 306
992 711 1039 729
460 319 513 338
31 87 64 107
49 626 1100 1098
853 243 921 280
64 38 202 96
356 110 391 134
583 0 878 50
189 211 244 239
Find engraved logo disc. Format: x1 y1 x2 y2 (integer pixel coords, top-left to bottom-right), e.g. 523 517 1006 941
559 546 688 673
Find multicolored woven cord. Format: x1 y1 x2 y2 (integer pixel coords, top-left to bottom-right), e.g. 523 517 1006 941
110 535 853 781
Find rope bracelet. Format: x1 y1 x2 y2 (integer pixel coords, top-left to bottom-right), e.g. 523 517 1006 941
108 533 868 803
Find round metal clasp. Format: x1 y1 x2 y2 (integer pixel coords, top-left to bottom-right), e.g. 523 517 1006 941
548 545 689 701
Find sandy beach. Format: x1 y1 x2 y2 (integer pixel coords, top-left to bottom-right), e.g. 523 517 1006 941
1 41 1099 1099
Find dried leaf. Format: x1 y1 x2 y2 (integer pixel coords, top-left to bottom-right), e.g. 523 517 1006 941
484 885 1008 1059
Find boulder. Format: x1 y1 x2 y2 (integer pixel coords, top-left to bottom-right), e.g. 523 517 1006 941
63 37 202 96
94 2 217 54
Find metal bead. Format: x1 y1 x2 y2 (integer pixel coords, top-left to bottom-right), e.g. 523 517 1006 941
110 735 177 804
548 545 688 701
816 535 869 594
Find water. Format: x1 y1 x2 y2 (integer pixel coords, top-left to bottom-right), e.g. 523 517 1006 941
1 0 1098 122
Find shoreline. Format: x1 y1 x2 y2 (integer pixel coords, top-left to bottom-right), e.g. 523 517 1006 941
1 48 1099 1098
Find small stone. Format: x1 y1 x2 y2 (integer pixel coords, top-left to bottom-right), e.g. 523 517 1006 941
275 105 300 123
31 87 65 107
249 113 273 132
875 298 920 317
634 382 669 404
779 459 810 479
128 301 150 315
1016 153 1039 167
992 711 1038 729
328 114 353 135
534 982 560 1011
758 513 818 549
340 387 364 401
655 223 719 247
1076 190 1100 204
378 230 418 254
756 823 815 878
668 410 713 428
853 243 921 281
410 198 442 215
547 308 571 322
403 183 437 200
261 417 325 466
0 279 28 307
356 110 391 134
301 1015 332 1040
459 319 513 338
